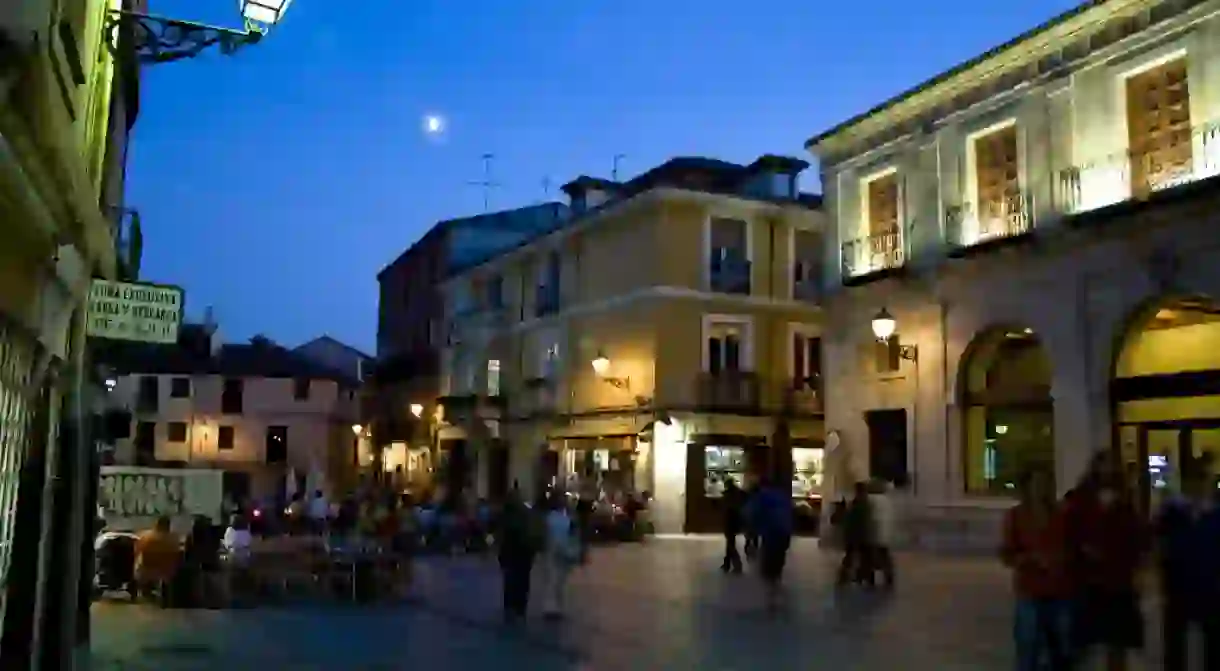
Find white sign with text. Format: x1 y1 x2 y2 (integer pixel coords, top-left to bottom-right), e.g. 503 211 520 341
86 280 183 344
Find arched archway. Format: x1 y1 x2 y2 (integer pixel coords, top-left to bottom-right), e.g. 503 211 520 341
1111 295 1220 511
959 326 1055 494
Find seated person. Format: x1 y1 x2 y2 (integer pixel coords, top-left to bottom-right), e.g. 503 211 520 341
134 516 181 604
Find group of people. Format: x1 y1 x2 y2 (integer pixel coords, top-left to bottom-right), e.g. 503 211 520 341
719 476 797 610
495 488 587 622
1001 451 1219 671
834 477 903 589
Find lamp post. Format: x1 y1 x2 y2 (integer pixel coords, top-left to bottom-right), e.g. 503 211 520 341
871 307 917 363
591 350 630 390
104 0 294 64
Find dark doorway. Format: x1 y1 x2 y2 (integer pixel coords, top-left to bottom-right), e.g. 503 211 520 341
134 421 156 466
865 409 908 485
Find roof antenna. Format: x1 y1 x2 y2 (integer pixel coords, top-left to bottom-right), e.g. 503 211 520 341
467 153 500 212
611 154 626 182
541 176 552 201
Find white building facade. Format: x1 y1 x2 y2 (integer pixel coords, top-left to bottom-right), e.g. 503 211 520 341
811 0 1220 550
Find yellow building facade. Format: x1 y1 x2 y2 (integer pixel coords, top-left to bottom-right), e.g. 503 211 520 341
440 156 827 533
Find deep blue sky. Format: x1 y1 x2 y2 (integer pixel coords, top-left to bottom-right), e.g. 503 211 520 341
130 0 1081 353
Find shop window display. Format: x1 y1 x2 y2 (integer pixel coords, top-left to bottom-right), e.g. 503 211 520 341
791 447 824 499
704 446 746 497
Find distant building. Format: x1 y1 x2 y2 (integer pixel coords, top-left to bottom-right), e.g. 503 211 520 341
97 324 362 502
372 202 570 485
294 335 373 383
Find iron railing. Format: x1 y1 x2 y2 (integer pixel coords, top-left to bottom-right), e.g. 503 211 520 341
709 256 751 295
695 371 761 412
841 227 905 279
1058 121 1220 214
945 190 1033 250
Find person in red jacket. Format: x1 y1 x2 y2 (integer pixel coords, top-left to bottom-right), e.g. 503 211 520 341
1001 468 1072 671
1063 451 1148 671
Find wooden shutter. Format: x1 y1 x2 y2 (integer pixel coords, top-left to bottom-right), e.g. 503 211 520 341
974 126 1019 233
1126 59 1192 194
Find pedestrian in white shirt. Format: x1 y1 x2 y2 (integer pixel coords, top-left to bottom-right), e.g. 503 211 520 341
541 494 581 619
222 514 254 563
307 490 330 534
869 476 906 589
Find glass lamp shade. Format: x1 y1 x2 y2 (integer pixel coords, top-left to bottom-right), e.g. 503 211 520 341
351 424 363 436
410 403 424 418
591 354 611 377
871 308 897 340
241 0 293 26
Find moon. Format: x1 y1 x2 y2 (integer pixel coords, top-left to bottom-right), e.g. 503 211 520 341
422 114 446 137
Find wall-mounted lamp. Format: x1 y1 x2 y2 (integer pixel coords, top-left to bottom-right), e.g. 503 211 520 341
591 350 630 390
410 403 424 418
351 424 364 436
871 307 917 370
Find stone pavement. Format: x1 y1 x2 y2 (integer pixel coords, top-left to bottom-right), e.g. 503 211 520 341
91 538 1175 670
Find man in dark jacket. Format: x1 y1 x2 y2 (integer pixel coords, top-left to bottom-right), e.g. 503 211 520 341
721 479 745 574
1156 459 1220 671
497 490 541 622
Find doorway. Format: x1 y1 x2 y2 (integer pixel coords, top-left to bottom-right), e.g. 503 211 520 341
865 409 908 485
1118 419 1220 515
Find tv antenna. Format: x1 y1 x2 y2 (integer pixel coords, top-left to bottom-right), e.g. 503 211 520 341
541 176 552 201
468 153 500 211
612 154 626 181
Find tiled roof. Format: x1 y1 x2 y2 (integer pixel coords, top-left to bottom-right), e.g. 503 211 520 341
95 326 358 385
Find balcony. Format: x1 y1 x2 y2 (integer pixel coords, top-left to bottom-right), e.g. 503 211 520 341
695 371 761 412
1058 121 1220 215
709 255 751 294
945 191 1033 256
787 376 823 415
792 263 822 302
841 228 905 280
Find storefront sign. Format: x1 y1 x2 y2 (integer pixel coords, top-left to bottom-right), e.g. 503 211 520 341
86 279 184 344
99 471 185 518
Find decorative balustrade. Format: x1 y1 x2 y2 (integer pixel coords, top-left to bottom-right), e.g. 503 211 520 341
945 190 1033 252
841 228 905 279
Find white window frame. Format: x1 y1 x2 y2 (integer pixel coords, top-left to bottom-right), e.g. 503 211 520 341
858 165 901 240
487 359 501 396
787 323 821 380
701 214 754 291
700 313 754 372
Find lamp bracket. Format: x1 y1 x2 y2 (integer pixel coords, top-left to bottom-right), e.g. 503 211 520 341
601 376 630 390
104 10 262 65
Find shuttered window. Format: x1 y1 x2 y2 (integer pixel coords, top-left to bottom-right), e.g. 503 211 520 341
974 126 1019 231
1126 58 1192 193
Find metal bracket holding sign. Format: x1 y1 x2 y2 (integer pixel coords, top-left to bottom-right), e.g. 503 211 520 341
85 279 184 344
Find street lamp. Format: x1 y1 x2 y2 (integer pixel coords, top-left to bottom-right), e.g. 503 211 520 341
410 403 424 418
351 424 363 436
591 350 630 390
871 308 897 341
105 0 295 64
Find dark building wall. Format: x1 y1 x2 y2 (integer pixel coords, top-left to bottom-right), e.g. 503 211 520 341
377 228 448 363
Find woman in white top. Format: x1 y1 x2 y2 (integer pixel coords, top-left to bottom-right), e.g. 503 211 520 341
222 514 254 563
541 494 581 619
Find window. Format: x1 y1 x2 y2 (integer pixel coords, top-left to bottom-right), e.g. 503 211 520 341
218 426 235 450
704 446 746 498
137 376 159 412
864 173 899 237
537 333 561 379
708 218 750 294
293 378 310 401
973 125 1020 231
265 425 288 464
791 331 821 388
221 378 243 415
791 229 820 299
859 171 903 271
1126 57 1192 193
487 275 504 310
170 377 191 398
134 421 156 465
487 359 501 396
792 447 825 499
704 318 751 373
167 422 187 443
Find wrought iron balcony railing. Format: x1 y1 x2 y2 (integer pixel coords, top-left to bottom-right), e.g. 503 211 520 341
709 255 751 295
1057 121 1220 215
695 371 761 412
787 376 823 415
841 227 905 279
792 262 822 302
535 285 560 317
945 190 1033 251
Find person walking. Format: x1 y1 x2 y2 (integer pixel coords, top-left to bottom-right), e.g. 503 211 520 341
837 482 875 587
496 489 541 623
1001 468 1072 671
742 478 760 560
1155 456 1220 671
748 476 794 611
721 478 745 574
870 477 898 589
1064 451 1147 671
540 493 582 619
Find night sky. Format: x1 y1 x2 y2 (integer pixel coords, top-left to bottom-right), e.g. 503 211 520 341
128 0 1082 353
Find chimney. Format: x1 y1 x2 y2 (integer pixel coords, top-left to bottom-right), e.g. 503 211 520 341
560 176 618 214
202 306 221 356
744 155 810 199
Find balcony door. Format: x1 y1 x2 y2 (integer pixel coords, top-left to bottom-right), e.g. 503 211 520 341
973 125 1021 237
864 173 901 268
1126 58 1192 194
865 409 908 485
